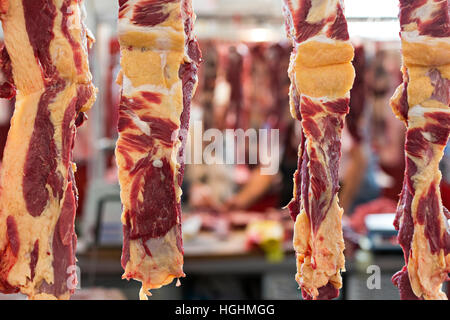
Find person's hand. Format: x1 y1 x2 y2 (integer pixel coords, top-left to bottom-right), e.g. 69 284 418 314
223 194 249 212
189 184 220 211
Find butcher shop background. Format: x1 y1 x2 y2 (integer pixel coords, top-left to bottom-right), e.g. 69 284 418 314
0 0 448 300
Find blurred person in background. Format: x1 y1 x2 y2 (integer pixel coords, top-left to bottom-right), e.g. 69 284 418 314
224 43 291 212
186 42 384 220
183 42 236 211
368 49 405 201
349 48 407 233
339 44 380 217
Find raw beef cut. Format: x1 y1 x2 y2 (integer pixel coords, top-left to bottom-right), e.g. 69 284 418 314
390 0 450 300
0 0 96 299
283 0 355 300
116 0 201 299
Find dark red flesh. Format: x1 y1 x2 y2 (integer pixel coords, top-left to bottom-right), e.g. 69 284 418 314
392 267 421 300
23 81 65 217
61 0 83 73
326 3 350 41
299 97 346 234
22 0 58 81
29 241 39 281
0 217 19 294
302 282 339 300
292 0 325 43
0 45 15 99
132 0 178 27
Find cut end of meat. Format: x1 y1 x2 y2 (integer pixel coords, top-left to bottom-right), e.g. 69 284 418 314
392 267 422 300
121 223 186 299
302 282 340 300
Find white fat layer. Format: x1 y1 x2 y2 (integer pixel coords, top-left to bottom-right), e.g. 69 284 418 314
153 159 163 168
302 34 337 44
301 92 351 103
160 52 167 71
402 30 450 44
422 131 433 141
306 0 339 24
131 111 151 136
408 105 426 117
298 35 351 49
294 27 351 47
287 0 300 12
118 20 181 38
408 105 450 118
412 1 438 21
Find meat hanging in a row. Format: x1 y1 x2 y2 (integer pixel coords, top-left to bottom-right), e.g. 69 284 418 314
0 0 448 301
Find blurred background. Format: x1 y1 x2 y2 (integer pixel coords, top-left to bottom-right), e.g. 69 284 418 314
0 0 449 300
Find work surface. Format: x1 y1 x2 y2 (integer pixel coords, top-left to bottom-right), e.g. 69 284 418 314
78 230 295 273
1 229 414 300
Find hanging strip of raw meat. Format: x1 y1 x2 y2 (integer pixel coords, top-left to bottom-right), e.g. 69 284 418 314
283 0 355 300
390 0 450 300
0 0 96 299
116 0 201 299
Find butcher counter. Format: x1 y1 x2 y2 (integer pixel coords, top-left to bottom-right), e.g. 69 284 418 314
74 229 412 300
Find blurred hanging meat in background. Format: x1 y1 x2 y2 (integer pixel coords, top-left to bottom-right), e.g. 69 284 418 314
225 45 251 130
198 40 219 131
368 49 406 201
0 44 14 163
